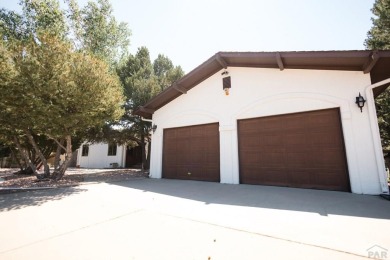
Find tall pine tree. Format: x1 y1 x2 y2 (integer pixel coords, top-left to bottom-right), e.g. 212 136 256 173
365 0 390 161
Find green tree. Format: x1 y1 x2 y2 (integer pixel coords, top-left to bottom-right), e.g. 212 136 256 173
1 0 131 66
23 0 68 39
0 0 130 178
0 34 124 179
0 8 28 41
153 54 184 90
115 48 184 169
0 36 63 174
1 0 68 42
66 0 131 68
116 47 159 169
365 0 390 160
376 93 390 150
365 0 390 50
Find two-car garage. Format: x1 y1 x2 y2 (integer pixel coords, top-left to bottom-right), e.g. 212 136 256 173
162 108 350 192
137 51 390 195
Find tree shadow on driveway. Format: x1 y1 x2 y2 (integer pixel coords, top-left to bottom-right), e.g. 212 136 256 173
0 187 87 212
112 179 390 220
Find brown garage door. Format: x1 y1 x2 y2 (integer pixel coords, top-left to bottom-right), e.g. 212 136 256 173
238 108 350 191
163 123 220 182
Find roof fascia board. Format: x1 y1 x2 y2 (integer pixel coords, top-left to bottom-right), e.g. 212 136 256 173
134 50 390 117
276 52 284 70
216 53 228 69
173 83 187 94
220 51 373 59
139 106 155 114
363 51 380 74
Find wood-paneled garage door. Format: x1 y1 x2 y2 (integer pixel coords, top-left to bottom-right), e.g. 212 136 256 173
163 123 220 182
238 108 350 191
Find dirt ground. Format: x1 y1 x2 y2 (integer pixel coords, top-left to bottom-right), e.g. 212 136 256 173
0 168 148 189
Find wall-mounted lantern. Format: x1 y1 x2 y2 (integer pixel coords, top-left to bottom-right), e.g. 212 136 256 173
152 124 157 133
221 70 231 96
355 92 366 113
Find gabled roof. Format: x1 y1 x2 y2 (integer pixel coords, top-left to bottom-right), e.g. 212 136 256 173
135 50 390 119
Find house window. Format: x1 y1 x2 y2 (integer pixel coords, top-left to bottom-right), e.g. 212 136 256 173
108 143 117 156
81 145 89 157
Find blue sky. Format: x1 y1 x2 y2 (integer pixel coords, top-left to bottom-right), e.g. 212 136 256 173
1 0 375 72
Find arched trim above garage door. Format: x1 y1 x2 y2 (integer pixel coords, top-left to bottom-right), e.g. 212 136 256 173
235 92 351 121
160 109 221 129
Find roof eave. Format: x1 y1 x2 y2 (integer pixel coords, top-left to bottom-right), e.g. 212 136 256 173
133 50 390 118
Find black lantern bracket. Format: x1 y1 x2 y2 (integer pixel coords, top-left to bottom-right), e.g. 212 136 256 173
355 92 366 113
152 124 157 133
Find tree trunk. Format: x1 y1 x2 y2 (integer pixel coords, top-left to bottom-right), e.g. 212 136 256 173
42 147 53 166
54 139 64 170
13 136 37 175
25 130 51 178
10 147 24 171
36 162 43 171
53 135 72 180
30 148 36 166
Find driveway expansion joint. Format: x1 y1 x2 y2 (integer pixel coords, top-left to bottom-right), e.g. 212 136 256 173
0 208 145 255
156 211 369 259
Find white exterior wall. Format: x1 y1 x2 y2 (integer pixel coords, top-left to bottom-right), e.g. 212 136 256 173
77 143 126 169
150 67 389 195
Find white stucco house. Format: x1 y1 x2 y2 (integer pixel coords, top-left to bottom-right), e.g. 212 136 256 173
135 51 390 195
76 143 127 168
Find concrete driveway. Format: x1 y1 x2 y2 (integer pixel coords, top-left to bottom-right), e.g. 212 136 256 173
0 179 389 260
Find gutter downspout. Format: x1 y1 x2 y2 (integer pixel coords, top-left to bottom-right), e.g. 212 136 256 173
141 117 153 123
365 77 390 194
141 117 153 174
